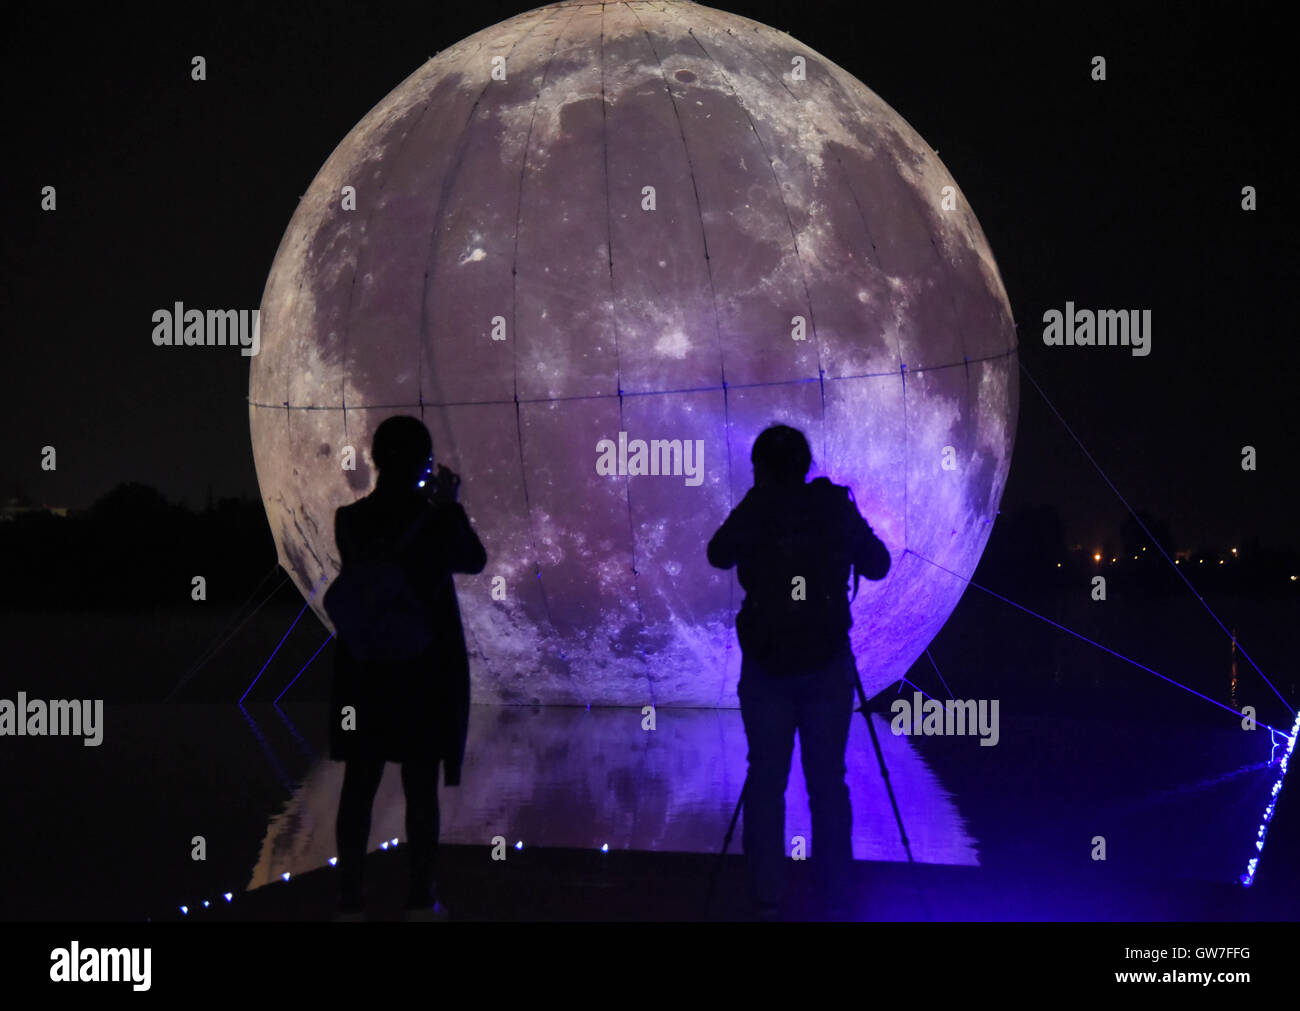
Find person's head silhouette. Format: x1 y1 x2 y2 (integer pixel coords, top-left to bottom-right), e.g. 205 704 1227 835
372 415 433 491
751 424 811 488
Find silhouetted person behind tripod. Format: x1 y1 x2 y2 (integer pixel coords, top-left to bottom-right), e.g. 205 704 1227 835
707 424 890 920
325 415 486 920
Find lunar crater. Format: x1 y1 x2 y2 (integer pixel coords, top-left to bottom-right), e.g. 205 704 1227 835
251 0 1017 707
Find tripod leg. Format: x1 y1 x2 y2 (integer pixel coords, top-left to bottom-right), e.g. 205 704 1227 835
854 673 932 920
860 696 914 863
703 777 746 918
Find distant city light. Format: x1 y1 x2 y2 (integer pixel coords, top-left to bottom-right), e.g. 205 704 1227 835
281 872 291 882
1094 553 1101 562
1232 548 1238 555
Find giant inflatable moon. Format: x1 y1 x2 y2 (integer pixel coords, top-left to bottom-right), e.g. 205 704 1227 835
250 0 1018 707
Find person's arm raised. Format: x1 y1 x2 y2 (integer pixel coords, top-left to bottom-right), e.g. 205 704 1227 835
848 500 891 583
707 493 755 570
444 502 487 575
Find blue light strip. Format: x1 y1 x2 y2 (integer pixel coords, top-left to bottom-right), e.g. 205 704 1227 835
899 676 939 703
924 648 954 698
273 632 335 704
1240 706 1300 887
270 700 316 761
906 548 1292 738
908 545 1299 887
1018 359 1292 715
170 845 414 920
238 573 328 704
237 704 295 793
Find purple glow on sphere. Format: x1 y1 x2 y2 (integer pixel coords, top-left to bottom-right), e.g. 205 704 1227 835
250 1 1017 706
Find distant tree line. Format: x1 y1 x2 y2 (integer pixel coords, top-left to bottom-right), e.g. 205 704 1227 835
0 483 1294 611
0 482 276 610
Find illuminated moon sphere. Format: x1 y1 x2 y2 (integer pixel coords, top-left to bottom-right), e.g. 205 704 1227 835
250 0 1018 707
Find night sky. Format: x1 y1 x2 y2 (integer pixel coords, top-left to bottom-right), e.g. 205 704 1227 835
4 0 1295 553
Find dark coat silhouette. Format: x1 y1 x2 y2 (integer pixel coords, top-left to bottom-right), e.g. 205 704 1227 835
327 485 486 783
708 477 890 671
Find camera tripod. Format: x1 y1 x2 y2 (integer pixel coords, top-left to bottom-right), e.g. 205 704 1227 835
703 666 931 920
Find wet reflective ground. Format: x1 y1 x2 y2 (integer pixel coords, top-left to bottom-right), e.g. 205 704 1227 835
0 698 1284 920
1 592 1293 920
247 702 978 893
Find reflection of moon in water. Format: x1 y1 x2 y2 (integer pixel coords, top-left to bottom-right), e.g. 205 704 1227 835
248 707 977 889
249 0 1017 706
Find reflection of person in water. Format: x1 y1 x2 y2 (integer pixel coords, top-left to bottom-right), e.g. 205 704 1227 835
707 424 891 920
327 415 486 921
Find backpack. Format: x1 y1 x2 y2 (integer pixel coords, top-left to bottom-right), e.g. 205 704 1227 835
736 478 855 676
324 509 436 663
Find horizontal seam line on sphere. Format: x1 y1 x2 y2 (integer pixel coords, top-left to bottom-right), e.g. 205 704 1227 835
248 347 1017 410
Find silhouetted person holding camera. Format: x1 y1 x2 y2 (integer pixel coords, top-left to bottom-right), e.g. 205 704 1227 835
325 415 486 920
707 424 890 920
